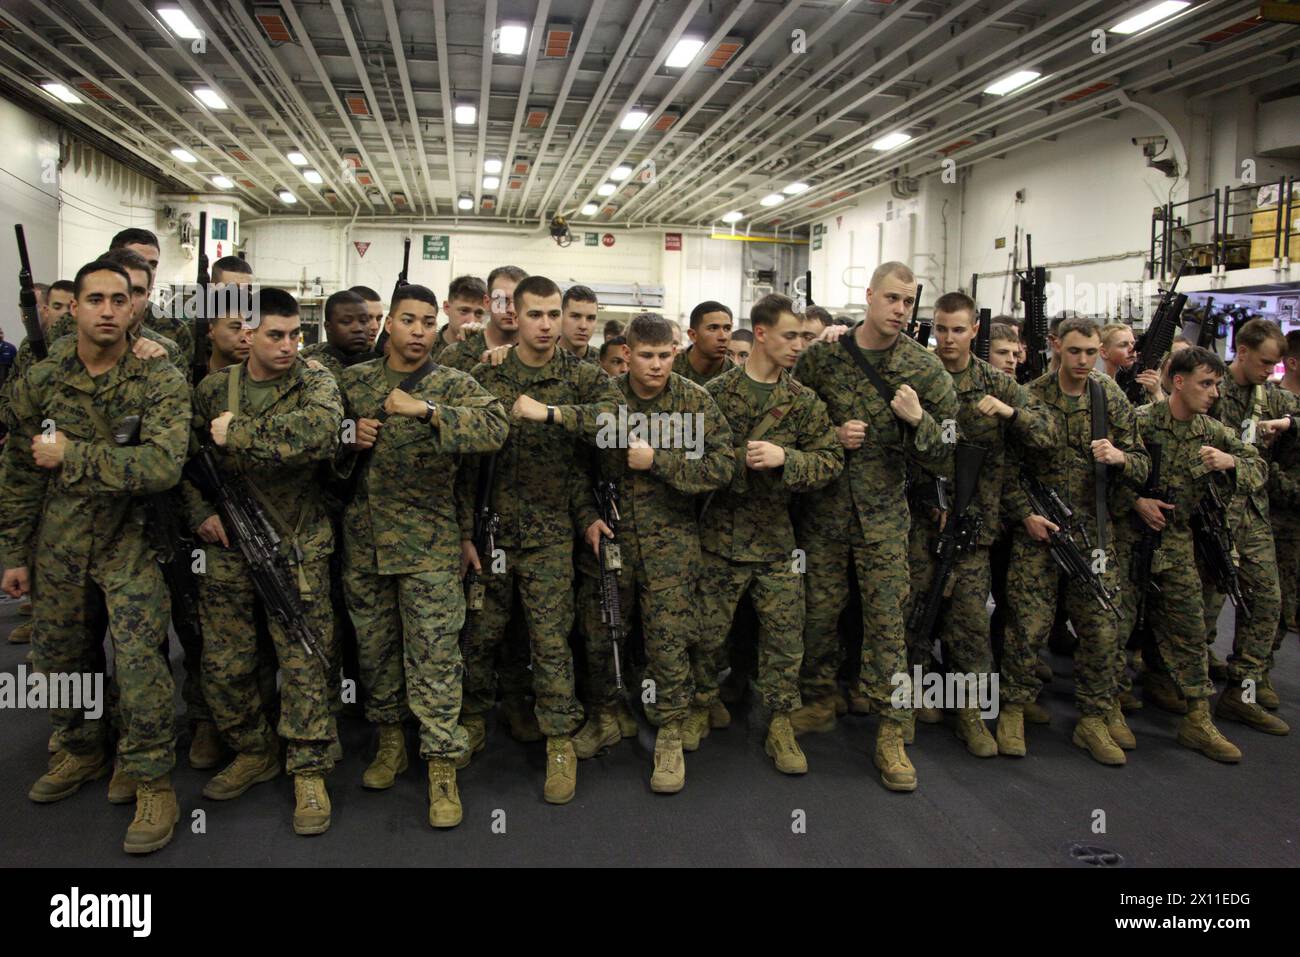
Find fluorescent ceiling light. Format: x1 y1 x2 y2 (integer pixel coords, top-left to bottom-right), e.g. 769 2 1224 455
620 110 648 131
871 131 912 152
193 86 227 110
1109 1 1189 35
211 175 234 189
581 203 598 216
170 147 198 163
287 151 308 166
483 176 500 190
483 157 503 174
41 82 82 104
303 169 323 184
497 23 528 56
597 183 617 196
278 190 297 204
721 210 744 223
983 70 1041 96
665 37 705 69
157 5 202 40
457 192 474 211
610 165 633 181
783 182 810 194
454 104 477 125
759 193 783 207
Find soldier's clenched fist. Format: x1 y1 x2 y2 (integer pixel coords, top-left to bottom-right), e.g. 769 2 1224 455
890 384 923 426
837 419 867 449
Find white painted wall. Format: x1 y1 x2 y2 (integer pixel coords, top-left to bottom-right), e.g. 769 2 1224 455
57 138 157 276
0 97 60 345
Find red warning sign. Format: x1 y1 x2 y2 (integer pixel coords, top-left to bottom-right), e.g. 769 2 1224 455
354 241 371 258
601 233 615 247
664 232 682 251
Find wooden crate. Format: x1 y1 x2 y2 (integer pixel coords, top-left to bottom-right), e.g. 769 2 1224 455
1249 204 1300 266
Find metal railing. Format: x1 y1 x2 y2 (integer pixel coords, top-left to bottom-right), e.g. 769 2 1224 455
1150 176 1295 281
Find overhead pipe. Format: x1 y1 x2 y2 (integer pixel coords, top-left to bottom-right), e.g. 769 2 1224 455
432 0 460 221
472 0 498 213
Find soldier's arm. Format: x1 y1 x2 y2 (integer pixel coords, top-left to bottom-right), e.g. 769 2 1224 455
1209 418 1265 496
180 380 218 530
648 388 735 494
1268 459 1300 509
455 454 480 540
778 392 845 493
59 365 190 495
428 375 510 455
1001 437 1033 524
0 370 52 566
552 363 622 444
907 364 958 480
223 367 343 467
1105 381 1150 491
997 372 1060 451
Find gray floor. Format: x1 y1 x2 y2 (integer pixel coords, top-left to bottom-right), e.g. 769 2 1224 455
0 597 1296 868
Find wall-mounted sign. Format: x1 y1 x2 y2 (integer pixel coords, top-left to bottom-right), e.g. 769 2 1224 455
585 232 599 246
423 234 449 260
354 241 371 258
602 233 615 247
664 232 682 251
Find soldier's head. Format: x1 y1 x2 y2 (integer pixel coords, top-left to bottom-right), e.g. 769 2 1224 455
248 287 301 378
211 255 253 286
209 310 251 367
801 305 831 344
488 265 528 334
72 260 132 348
109 228 160 272
1285 330 1300 378
386 284 440 365
43 280 75 332
1055 317 1102 389
932 292 978 368
513 275 563 358
727 328 753 365
99 248 154 327
562 285 599 354
751 293 803 369
669 321 683 348
324 289 372 356
444 275 488 337
625 313 675 398
989 322 1019 376
864 262 916 341
1232 319 1286 386
1169 345 1226 415
687 301 732 361
1100 322 1136 372
599 335 628 377
349 285 385 343
603 318 625 341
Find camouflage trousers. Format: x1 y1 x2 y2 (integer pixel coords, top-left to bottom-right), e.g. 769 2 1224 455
199 548 338 775
1108 528 1137 697
35 537 176 781
1274 531 1299 653
1002 528 1120 716
697 551 803 714
344 566 469 760
576 564 694 726
799 532 910 722
173 600 209 723
461 540 583 736
903 522 995 679
1200 507 1280 685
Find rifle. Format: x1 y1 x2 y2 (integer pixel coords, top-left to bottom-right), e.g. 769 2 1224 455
1195 297 1219 350
1117 263 1186 405
593 480 625 692
805 269 814 307
1128 442 1167 639
974 307 991 363
15 225 46 363
373 237 411 356
1022 476 1119 615
187 446 329 664
905 283 926 343
1191 474 1250 618
907 443 988 650
1016 234 1048 384
463 455 499 618
190 211 211 385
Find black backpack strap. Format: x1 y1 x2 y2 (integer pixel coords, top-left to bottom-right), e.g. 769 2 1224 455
842 332 904 442
1088 375 1109 550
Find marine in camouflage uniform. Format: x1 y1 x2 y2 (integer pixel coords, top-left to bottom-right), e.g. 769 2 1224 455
1270 422 1300 682
299 339 378 380
671 345 733 387
143 301 194 366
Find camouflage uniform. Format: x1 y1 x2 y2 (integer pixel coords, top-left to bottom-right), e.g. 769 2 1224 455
299 341 377 381
143 302 194 366
430 326 458 362
792 333 957 720
570 346 600 366
671 347 732 387
1202 377 1297 682
457 348 620 735
697 365 843 714
439 330 492 374
1002 371 1149 715
573 372 733 725
1115 400 1264 700
184 359 343 774
336 358 509 759
1271 422 1300 642
0 337 190 781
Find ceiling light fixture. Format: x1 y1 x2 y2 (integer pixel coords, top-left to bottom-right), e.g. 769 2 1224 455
454 104 477 125
287 151 308 166
457 192 474 211
483 176 500 190
193 86 227 109
41 82 82 104
870 131 912 151
620 110 648 131
760 193 783 207
581 203 598 216
211 175 234 189
665 37 705 69
783 182 810 194
170 147 198 163
721 210 744 223
497 23 528 56
303 169 323 184
610 165 633 181
484 157 503 174
278 189 297 204
597 183 617 196
156 5 202 40
983 70 1042 96
1110 1 1190 35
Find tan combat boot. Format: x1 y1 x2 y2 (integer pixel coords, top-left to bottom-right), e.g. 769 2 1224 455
764 714 809 775
849 692 873 715
362 723 408 789
1215 684 1290 735
7 620 32 644
202 750 280 801
915 705 944 724
901 709 916 744
543 736 577 805
123 775 179 855
708 699 731 729
457 713 487 769
680 706 711 752
954 708 997 758
29 750 109 803
788 696 836 736
1177 699 1242 763
996 704 1026 757
650 722 685 794
1118 689 1144 713
572 707 621 759
427 758 462 828
108 760 138 804
874 719 916 791
293 773 331 835
1072 715 1126 766
188 720 224 770
1023 698 1052 724
1257 675 1280 711
1143 671 1188 714
501 696 543 743
1106 707 1136 750
614 699 639 737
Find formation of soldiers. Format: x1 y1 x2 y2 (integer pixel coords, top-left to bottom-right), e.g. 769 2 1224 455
1 230 1296 857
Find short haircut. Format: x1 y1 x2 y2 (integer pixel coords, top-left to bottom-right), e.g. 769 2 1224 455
349 285 382 302
689 300 732 330
1286 329 1300 360
995 314 1022 329
73 259 132 298
803 305 831 325
325 289 367 325
256 287 299 320
488 265 528 290
751 293 795 329
513 275 561 309
869 261 914 289
1056 317 1101 343
599 335 627 359
1170 345 1225 380
447 275 488 303
33 282 49 297
563 284 598 309
1172 334 1193 348
109 227 160 250
1236 318 1286 353
990 322 1019 343
626 313 675 348
602 318 625 340
50 280 76 296
99 247 154 287
212 255 253 278
390 283 440 314
730 328 754 344
934 291 976 318
1100 322 1132 347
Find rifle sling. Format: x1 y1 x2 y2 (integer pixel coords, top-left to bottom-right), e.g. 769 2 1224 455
1088 376 1109 550
842 333 905 442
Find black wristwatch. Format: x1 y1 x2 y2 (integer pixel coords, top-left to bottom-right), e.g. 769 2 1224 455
546 404 556 425
420 400 436 424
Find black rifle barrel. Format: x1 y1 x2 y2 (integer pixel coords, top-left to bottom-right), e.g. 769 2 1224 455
15 225 47 362
190 212 211 385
